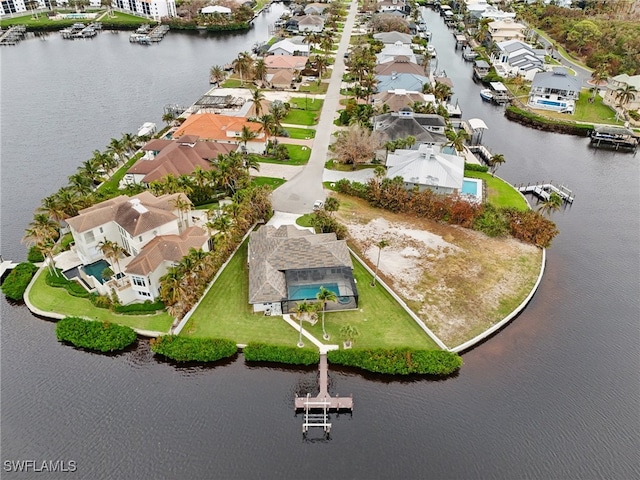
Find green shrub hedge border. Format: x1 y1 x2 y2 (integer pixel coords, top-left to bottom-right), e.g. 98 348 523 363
150 335 237 362
1 262 38 301
56 317 137 352
243 343 320 365
327 348 463 375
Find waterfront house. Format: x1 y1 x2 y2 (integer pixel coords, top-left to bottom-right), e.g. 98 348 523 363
303 3 327 15
173 114 264 153
377 41 418 65
264 55 308 71
487 18 526 43
385 143 464 195
375 58 427 77
373 108 448 144
123 136 237 186
373 31 413 47
490 40 544 80
65 192 208 304
527 68 582 114
376 0 408 15
265 69 295 89
297 14 325 33
201 5 231 15
268 39 310 56
372 89 431 112
376 73 429 93
248 225 358 315
603 73 640 113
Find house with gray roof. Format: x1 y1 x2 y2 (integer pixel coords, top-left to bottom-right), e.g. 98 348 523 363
268 39 310 56
376 41 418 64
66 192 208 304
373 31 413 47
376 73 429 93
527 68 582 114
373 108 448 144
490 40 544 80
248 225 358 315
386 143 464 195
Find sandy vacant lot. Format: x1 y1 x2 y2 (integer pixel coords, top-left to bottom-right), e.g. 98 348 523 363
336 196 543 348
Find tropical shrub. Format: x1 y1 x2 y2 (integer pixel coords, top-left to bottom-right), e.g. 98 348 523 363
56 317 137 352
89 294 112 310
243 343 320 365
327 348 462 375
114 300 165 314
27 246 45 263
473 203 511 238
464 163 489 173
45 270 90 298
150 335 237 362
1 262 38 301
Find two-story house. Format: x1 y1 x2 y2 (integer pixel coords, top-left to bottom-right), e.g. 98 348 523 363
527 68 582 114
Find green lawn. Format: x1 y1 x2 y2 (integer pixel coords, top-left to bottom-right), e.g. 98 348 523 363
296 214 314 227
298 82 329 94
464 171 529 211
251 176 286 189
288 97 324 111
1 10 147 28
180 241 302 345
96 154 141 195
28 269 173 332
282 126 316 139
181 241 439 349
535 91 620 125
221 78 244 88
305 260 439 350
282 109 319 126
258 145 310 166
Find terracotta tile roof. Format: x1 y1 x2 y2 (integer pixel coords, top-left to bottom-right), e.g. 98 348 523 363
130 138 236 183
267 69 294 87
375 60 426 76
173 114 264 143
125 226 209 276
264 55 308 70
248 225 352 304
372 90 426 112
66 192 189 236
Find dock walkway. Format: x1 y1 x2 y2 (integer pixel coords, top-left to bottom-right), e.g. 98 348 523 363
517 182 575 203
0 25 26 45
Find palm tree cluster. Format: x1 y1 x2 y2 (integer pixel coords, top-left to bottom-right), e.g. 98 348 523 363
22 213 60 275
159 185 272 318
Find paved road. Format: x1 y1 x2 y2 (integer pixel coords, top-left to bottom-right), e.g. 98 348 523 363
533 28 593 84
271 0 359 214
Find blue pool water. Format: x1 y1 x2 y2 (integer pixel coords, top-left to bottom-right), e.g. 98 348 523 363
462 179 478 195
82 259 110 284
288 283 339 301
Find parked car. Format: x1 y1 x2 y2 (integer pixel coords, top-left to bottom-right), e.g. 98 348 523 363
313 200 324 210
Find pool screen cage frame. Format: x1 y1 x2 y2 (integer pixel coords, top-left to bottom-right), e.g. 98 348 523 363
281 266 359 314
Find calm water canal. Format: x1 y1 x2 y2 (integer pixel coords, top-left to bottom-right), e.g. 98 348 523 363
1 6 639 479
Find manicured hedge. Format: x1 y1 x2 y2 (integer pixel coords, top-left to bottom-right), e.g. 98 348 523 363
464 162 489 173
243 343 320 366
114 300 165 314
56 317 137 352
150 335 237 362
1 262 38 301
45 270 90 298
327 348 463 375
27 246 45 263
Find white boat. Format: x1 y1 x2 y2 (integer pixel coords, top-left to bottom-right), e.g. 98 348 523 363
427 44 437 58
479 89 493 102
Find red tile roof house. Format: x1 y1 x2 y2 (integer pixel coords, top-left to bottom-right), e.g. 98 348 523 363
65 192 209 305
123 135 237 186
173 114 265 154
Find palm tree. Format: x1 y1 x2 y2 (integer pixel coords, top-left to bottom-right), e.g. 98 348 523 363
98 239 125 283
250 88 266 117
68 172 94 195
614 84 637 118
107 137 127 165
209 64 225 86
39 195 66 224
294 300 315 347
371 239 389 287
316 286 337 341
121 133 138 156
22 213 60 274
243 154 260 175
253 59 267 87
537 192 563 217
162 112 176 127
233 51 253 86
489 153 506 174
589 63 609 101
258 114 277 151
171 194 192 232
339 324 360 348
239 125 259 153
79 159 102 184
446 129 470 154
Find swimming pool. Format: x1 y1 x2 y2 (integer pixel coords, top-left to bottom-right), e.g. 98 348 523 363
82 259 110 284
462 179 478 195
288 283 339 301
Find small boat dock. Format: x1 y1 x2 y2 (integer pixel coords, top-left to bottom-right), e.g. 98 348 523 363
61 23 99 39
129 24 170 44
589 126 638 152
517 182 575 203
0 25 26 46
295 353 353 434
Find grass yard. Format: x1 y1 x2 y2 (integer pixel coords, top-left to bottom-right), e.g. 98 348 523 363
180 241 301 345
532 91 621 125
282 126 316 139
221 78 244 88
464 170 529 211
296 214 314 228
28 269 173 332
288 97 324 111
96 154 141 195
304 260 440 350
299 82 329 94
284 144 311 163
252 176 286 189
282 109 319 126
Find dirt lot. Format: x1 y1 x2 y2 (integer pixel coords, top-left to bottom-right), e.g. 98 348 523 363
335 195 543 348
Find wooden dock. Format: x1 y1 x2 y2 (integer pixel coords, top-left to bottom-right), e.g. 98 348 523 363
295 353 353 433
517 183 575 203
0 25 26 46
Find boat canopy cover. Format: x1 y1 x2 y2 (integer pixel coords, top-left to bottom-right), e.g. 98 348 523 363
490 82 508 92
468 118 488 130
